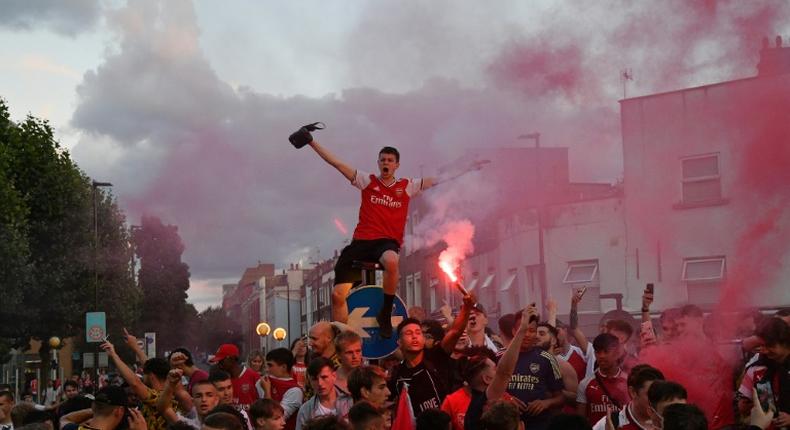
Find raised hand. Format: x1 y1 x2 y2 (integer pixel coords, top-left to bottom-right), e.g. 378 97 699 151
166 369 183 386
127 407 148 430
123 328 138 349
571 287 587 305
100 341 117 357
642 289 654 310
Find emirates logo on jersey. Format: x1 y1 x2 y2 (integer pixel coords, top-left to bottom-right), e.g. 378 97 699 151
370 195 403 208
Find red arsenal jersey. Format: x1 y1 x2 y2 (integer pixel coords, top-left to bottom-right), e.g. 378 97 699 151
559 345 588 383
232 367 260 408
578 369 630 425
351 171 423 245
592 403 651 430
269 376 301 430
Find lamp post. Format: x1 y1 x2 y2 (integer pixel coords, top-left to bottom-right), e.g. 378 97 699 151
517 133 548 316
91 180 111 390
92 180 113 311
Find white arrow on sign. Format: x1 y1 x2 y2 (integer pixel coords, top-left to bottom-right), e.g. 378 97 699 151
347 307 404 338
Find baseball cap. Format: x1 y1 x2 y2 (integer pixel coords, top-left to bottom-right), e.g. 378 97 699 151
93 386 128 407
471 302 487 315
209 344 240 364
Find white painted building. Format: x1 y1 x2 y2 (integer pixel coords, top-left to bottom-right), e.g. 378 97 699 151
400 41 790 323
620 44 790 311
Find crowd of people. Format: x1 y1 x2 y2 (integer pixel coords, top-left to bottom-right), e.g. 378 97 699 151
1 287 788 430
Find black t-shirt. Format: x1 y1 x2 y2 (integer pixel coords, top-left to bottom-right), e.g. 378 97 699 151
506 348 564 430
463 389 487 430
389 346 452 416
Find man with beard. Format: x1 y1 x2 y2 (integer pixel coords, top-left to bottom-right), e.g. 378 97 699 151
535 323 579 410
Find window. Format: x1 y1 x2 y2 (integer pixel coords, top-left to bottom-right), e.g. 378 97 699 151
563 261 599 284
563 260 600 312
682 256 725 304
681 154 722 204
500 269 519 313
500 270 517 292
480 273 495 289
430 277 439 310
405 275 414 306
682 257 725 282
413 272 422 307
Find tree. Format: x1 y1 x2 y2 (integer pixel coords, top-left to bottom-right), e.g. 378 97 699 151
132 215 192 353
196 307 243 353
0 98 139 392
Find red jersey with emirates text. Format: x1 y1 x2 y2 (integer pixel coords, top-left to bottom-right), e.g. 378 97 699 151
577 368 630 425
351 171 423 245
591 403 651 430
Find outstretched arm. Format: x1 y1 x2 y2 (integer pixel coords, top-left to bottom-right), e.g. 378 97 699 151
308 141 356 182
422 159 489 191
101 341 151 401
570 288 589 352
487 305 535 401
440 293 476 353
123 328 148 365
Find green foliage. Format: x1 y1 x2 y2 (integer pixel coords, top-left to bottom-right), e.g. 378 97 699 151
0 98 140 364
132 215 192 352
196 306 243 353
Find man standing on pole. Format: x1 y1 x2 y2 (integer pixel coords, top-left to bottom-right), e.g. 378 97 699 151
293 123 484 338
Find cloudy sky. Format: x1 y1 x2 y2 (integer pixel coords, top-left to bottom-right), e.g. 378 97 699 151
2 0 787 310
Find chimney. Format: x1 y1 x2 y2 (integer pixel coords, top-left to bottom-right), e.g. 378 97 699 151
757 35 790 77
290 263 294 270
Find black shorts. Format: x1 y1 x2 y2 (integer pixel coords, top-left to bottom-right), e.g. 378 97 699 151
334 239 400 285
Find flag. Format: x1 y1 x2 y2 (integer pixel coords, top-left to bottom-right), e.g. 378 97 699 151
391 383 415 430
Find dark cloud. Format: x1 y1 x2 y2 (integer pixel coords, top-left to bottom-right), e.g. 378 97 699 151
70 0 789 289
0 0 101 36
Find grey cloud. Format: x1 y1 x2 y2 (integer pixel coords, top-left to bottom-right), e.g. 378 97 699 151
0 0 101 36
70 0 786 286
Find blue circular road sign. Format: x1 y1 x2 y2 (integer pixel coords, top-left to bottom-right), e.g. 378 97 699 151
346 286 408 359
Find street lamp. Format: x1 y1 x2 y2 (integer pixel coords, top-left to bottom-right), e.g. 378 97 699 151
272 328 287 342
256 322 271 337
516 133 548 316
92 181 113 311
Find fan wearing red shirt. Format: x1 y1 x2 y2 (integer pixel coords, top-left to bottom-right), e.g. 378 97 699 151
210 344 261 408
577 333 630 425
591 364 665 430
307 140 484 338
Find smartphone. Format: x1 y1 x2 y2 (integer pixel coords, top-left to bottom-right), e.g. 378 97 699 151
646 283 654 293
755 380 776 413
578 286 588 296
